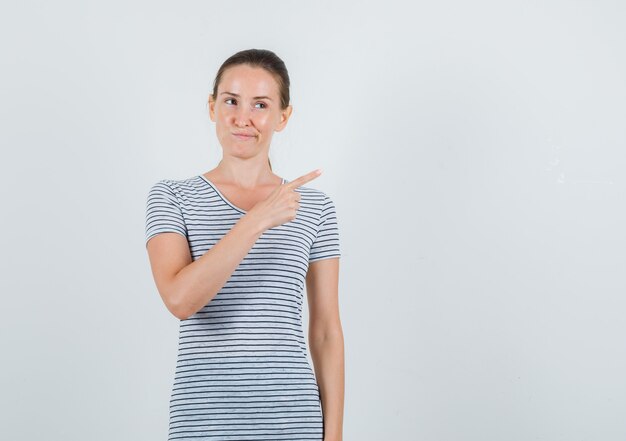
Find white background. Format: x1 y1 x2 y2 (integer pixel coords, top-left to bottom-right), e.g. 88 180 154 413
1 1 625 440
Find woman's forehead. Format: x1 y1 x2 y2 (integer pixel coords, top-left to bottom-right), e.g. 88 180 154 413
219 65 279 98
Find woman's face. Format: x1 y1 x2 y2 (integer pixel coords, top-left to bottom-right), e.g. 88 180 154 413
209 64 292 161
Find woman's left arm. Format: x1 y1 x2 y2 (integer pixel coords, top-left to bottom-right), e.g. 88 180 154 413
306 257 344 441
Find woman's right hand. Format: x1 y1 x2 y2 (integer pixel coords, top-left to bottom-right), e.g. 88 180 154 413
247 169 322 232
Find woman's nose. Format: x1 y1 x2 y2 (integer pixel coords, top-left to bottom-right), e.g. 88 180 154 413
233 106 251 126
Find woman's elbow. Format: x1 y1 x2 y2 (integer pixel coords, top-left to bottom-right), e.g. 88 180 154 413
163 289 193 320
171 306 191 321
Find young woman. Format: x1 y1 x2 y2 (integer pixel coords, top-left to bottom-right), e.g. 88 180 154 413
145 49 344 441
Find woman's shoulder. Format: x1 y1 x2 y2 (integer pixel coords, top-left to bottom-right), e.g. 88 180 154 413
150 174 204 189
148 175 208 202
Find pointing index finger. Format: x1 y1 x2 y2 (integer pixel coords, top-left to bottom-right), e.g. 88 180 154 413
284 169 322 190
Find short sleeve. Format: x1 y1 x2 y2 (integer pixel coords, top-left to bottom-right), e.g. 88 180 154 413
308 194 341 262
145 180 188 246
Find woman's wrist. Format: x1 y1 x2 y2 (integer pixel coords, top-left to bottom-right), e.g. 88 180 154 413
239 211 267 237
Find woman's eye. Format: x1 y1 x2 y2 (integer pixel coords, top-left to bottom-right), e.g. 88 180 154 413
225 98 236 105
255 102 267 109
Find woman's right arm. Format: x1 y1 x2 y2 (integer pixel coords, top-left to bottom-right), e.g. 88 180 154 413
145 169 321 320
146 215 266 320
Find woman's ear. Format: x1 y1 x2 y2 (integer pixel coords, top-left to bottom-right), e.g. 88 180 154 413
208 95 216 122
275 105 293 132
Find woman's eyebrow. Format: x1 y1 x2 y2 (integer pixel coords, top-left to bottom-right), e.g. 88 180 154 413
220 91 273 101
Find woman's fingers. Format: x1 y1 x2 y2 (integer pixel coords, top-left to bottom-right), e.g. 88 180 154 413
283 169 322 190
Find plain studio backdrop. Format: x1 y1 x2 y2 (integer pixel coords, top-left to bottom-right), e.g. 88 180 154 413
1 1 625 440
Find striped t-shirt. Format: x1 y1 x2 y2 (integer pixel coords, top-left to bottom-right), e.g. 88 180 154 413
145 174 341 440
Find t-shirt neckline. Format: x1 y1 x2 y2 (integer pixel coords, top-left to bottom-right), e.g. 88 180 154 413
198 175 287 214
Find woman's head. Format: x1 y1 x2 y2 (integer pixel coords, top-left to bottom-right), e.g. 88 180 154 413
208 49 293 171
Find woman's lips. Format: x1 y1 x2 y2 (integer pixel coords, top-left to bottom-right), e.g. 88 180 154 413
233 133 255 140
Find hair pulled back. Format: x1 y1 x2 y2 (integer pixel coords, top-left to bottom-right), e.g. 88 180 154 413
211 49 290 110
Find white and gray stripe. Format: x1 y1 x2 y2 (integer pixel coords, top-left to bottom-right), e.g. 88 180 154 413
145 175 341 440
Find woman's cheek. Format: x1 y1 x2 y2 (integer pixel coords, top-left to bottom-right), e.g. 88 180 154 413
256 114 271 127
